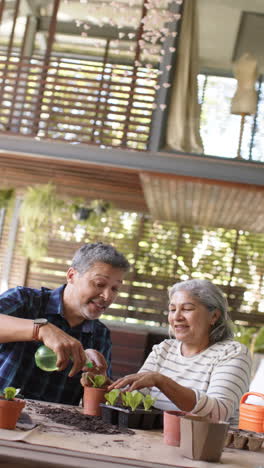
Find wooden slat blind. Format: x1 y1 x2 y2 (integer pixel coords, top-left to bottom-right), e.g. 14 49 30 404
22 210 264 327
0 52 157 150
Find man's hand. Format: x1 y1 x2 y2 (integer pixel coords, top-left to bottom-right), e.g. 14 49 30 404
80 371 112 387
83 349 108 374
38 323 86 377
80 349 112 387
107 372 162 392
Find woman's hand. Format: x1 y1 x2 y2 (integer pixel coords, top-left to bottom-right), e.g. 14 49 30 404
107 372 162 392
38 323 87 377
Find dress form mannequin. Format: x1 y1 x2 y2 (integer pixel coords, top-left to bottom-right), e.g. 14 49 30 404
231 53 259 158
231 52 258 115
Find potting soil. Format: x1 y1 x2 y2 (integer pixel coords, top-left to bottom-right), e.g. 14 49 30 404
26 400 134 435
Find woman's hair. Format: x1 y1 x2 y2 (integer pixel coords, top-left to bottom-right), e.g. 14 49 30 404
71 242 130 274
168 279 234 344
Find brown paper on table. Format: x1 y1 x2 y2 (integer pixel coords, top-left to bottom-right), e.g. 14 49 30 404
0 426 40 442
0 421 263 468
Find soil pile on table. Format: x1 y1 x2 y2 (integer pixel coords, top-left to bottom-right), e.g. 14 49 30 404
27 400 134 435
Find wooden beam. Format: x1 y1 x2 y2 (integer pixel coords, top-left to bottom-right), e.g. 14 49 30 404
0 134 263 187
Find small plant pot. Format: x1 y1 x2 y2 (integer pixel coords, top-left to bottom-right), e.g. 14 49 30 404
163 411 186 446
100 404 163 430
118 408 142 429
83 387 106 417
100 405 119 425
0 398 26 430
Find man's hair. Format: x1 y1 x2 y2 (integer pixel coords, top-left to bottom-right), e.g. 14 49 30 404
71 242 130 274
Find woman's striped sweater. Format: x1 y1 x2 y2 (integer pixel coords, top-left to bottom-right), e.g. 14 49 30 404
139 339 251 424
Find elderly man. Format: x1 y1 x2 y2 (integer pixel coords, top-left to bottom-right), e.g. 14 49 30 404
0 242 129 405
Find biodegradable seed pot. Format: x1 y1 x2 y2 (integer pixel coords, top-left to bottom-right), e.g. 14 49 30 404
180 415 229 462
0 387 26 430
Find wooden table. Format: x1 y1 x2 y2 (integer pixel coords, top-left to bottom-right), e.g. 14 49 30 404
0 402 262 468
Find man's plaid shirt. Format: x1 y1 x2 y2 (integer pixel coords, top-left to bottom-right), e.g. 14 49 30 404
0 285 112 405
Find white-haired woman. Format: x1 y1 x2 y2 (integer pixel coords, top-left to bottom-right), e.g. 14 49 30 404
109 279 251 424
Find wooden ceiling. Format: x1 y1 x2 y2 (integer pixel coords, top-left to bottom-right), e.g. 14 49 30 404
140 172 264 233
1 151 264 233
0 152 147 212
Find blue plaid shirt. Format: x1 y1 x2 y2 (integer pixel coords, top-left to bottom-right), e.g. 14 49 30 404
0 285 112 405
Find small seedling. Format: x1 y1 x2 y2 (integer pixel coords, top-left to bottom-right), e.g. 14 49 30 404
0 387 20 400
143 395 157 411
121 390 144 411
87 374 107 388
104 389 120 406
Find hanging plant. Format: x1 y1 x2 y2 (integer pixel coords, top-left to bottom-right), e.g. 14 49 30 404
20 183 65 261
19 183 113 261
72 200 111 221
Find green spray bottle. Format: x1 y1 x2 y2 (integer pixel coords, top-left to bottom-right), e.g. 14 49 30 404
35 345 94 372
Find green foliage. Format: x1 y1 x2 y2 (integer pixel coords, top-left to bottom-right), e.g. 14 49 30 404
142 394 157 411
2 387 19 400
19 183 113 261
233 324 257 348
121 391 144 411
253 327 264 353
87 374 107 388
104 390 155 411
20 183 64 260
104 389 120 406
233 325 264 354
0 188 14 208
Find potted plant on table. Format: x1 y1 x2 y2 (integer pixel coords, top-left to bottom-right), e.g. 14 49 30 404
83 375 108 417
101 390 163 429
0 387 26 430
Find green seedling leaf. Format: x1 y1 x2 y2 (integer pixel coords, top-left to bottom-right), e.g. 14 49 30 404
143 394 157 411
121 392 130 407
87 374 107 388
104 389 120 406
125 390 144 411
3 387 17 400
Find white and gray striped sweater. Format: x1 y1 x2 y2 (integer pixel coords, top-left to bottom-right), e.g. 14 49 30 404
139 339 251 424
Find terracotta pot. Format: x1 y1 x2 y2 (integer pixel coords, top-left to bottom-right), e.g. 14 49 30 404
83 387 106 417
163 411 186 446
0 398 26 430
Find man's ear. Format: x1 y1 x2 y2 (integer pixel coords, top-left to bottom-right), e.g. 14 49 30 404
66 267 77 283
